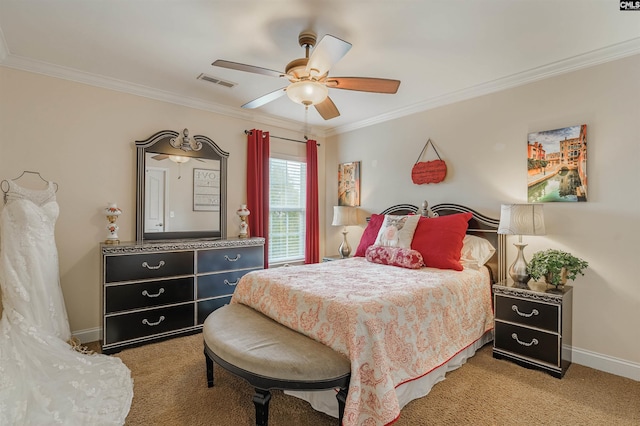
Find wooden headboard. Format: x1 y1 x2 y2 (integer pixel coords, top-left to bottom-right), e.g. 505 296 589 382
377 203 506 284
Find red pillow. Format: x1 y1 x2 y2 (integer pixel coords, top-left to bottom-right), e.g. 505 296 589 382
411 212 472 271
365 246 424 269
354 214 384 257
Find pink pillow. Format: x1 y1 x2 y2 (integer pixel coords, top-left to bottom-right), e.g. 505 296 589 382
365 246 424 269
354 214 385 257
411 212 472 271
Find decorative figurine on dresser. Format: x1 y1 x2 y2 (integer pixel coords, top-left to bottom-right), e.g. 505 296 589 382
101 129 265 354
492 280 573 378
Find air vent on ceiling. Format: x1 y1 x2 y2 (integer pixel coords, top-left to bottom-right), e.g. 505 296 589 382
197 73 236 88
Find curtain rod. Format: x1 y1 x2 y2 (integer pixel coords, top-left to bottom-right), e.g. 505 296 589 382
244 130 320 146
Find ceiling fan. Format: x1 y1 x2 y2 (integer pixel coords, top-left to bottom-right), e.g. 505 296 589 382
212 31 401 120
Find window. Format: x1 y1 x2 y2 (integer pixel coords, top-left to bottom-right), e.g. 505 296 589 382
269 158 306 263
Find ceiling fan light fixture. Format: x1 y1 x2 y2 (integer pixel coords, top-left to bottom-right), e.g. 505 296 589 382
286 81 328 106
169 155 190 164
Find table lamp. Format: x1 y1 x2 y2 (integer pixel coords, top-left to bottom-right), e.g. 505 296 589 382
331 206 358 258
498 204 546 286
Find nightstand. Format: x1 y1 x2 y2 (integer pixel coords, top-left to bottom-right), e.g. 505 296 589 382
492 280 573 378
322 255 346 262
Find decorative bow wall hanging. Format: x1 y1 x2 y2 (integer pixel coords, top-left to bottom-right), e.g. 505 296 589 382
411 139 447 184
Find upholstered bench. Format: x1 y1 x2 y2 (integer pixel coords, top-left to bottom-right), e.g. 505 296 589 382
203 303 351 426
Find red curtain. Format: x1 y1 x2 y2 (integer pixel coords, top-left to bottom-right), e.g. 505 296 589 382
305 139 320 264
246 129 270 268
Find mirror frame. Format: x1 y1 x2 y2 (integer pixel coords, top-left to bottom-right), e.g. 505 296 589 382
135 129 229 241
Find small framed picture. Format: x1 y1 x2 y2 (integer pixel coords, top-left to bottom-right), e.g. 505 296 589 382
338 161 360 207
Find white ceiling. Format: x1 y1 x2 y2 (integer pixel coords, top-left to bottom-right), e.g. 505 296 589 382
1 1 639 137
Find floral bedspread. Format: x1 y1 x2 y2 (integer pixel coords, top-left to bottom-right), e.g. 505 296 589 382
231 257 494 426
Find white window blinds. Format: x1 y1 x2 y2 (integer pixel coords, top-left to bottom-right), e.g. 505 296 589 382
269 158 307 263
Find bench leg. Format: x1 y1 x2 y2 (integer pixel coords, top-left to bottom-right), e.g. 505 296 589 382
204 350 214 388
336 387 348 425
253 388 271 426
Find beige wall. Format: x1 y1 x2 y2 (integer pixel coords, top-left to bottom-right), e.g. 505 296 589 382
325 54 640 375
1 54 638 378
0 66 326 334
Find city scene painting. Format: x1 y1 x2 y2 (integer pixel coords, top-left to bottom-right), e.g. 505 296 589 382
527 124 587 203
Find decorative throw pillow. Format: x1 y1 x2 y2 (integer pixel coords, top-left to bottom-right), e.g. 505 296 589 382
354 214 385 257
460 235 496 267
411 212 473 271
365 246 424 269
374 214 420 248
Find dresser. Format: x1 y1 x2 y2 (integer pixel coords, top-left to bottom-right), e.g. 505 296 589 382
101 238 264 354
493 280 573 378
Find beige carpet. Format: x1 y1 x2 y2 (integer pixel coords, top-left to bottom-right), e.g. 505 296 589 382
105 334 640 426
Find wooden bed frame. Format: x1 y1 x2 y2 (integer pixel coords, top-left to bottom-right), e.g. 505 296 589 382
378 202 506 283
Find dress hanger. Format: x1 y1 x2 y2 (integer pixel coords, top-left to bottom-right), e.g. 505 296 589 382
1 171 58 197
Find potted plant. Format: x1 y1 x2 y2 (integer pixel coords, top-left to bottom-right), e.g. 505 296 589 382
527 249 589 287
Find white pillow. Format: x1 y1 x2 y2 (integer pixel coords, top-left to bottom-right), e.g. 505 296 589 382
374 214 420 249
460 235 496 267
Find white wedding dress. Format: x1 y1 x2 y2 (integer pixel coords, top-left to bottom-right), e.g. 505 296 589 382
0 181 133 425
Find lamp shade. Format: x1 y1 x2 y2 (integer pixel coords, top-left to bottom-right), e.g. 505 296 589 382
286 81 329 106
332 206 358 227
498 204 546 236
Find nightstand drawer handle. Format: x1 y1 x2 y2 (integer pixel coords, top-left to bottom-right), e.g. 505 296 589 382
142 288 165 298
512 305 539 318
223 278 240 286
511 333 538 347
142 316 165 327
142 260 165 270
224 254 241 262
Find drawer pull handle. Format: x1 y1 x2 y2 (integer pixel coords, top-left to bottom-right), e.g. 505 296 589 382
512 305 539 318
511 333 538 347
142 288 165 298
142 260 165 270
224 254 242 262
142 316 165 327
223 278 240 286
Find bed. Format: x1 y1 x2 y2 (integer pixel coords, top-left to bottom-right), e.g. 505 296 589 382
230 203 505 426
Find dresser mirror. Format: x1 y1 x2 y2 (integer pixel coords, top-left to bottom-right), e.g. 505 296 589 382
135 129 229 241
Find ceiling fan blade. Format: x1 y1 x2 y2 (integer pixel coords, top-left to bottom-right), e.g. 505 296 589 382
326 77 401 94
314 96 340 120
306 35 352 77
152 154 169 160
242 87 287 109
212 60 283 78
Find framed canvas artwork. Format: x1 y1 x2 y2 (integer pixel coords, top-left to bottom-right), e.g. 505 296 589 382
338 161 360 207
527 124 587 203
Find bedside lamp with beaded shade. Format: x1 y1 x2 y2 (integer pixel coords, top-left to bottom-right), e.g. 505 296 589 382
332 206 358 258
498 204 546 286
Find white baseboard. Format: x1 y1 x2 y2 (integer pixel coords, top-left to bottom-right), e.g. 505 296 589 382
572 346 640 381
72 327 102 344
74 328 639 381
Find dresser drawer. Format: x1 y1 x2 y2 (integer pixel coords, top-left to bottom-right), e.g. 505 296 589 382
198 246 263 272
494 322 559 366
105 251 194 283
495 294 559 332
197 269 259 299
197 296 232 324
105 277 194 314
104 303 194 345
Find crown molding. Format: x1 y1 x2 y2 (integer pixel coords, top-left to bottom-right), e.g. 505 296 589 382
324 37 640 137
0 53 323 137
1 36 638 138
